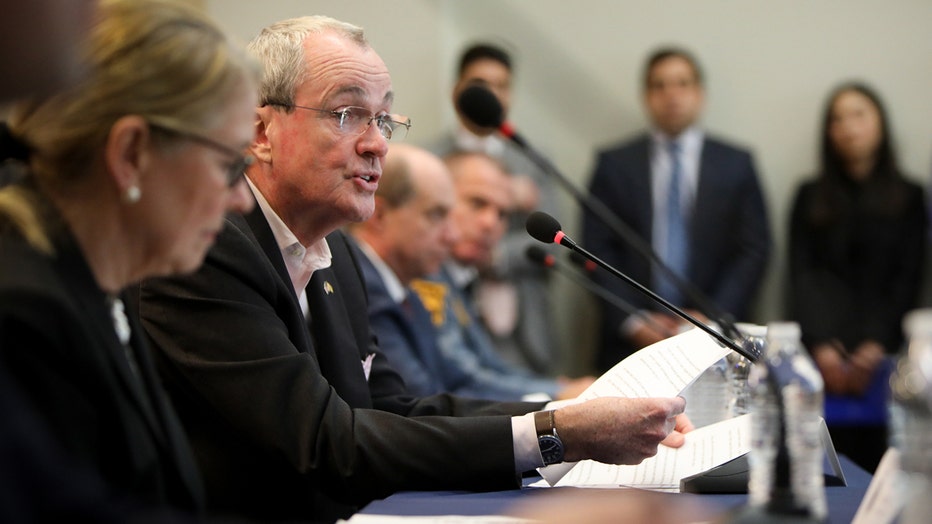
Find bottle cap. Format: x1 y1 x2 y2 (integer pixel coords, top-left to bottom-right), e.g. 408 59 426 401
903 308 932 337
765 321 801 341
736 322 767 338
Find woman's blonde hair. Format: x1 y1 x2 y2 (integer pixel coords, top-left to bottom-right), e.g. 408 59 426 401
0 0 258 252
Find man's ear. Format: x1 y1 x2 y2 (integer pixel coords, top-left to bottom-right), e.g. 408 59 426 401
251 105 274 164
104 115 150 198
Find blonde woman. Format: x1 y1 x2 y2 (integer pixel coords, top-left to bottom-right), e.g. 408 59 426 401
0 0 257 512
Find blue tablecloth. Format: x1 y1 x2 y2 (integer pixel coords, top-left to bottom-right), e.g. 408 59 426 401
361 455 871 524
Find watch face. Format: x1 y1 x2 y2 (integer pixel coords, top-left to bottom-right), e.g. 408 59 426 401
539 434 565 465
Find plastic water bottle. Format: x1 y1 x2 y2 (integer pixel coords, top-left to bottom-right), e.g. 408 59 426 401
682 356 731 427
889 309 932 524
736 321 826 523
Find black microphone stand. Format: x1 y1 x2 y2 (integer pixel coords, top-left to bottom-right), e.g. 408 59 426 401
502 126 744 347
531 218 757 361
456 84 744 349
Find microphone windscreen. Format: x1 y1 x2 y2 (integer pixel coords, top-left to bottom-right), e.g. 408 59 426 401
525 245 553 266
526 211 562 244
456 85 504 129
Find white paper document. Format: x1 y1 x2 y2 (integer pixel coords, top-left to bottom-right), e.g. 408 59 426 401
549 414 751 491
851 448 904 524
537 328 734 486
577 327 733 401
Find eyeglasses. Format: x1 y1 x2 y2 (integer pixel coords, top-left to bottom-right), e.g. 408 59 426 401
147 122 253 186
268 102 411 141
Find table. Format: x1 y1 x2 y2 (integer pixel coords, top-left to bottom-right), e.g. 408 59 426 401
361 455 871 524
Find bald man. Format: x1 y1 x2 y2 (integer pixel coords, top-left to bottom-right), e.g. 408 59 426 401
350 145 583 400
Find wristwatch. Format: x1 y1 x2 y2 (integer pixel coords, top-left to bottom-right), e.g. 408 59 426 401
534 410 565 465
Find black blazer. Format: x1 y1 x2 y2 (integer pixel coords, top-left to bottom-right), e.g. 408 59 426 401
139 205 541 522
789 177 928 352
0 214 204 513
582 133 772 370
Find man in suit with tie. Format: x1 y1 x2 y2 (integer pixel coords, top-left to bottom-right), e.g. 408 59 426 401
138 17 692 522
582 47 772 372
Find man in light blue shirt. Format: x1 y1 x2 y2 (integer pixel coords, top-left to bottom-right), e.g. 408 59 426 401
583 47 772 371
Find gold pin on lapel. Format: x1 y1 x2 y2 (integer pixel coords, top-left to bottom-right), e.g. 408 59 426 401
323 281 334 295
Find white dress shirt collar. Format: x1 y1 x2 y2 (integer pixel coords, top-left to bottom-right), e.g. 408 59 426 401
649 125 703 155
454 124 506 158
245 176 332 313
444 260 479 291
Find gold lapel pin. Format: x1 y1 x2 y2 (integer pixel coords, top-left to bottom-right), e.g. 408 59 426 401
323 281 334 295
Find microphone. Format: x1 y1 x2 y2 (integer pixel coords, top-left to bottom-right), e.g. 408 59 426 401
524 245 666 333
456 85 503 128
456 85 526 147
526 212 758 361
456 84 743 345
567 250 598 274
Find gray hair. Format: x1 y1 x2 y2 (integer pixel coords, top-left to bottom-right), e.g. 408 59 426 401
247 15 367 106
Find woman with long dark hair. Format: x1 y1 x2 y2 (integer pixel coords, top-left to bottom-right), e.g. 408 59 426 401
788 82 927 471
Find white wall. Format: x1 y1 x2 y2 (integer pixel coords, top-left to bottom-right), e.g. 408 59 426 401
210 0 932 373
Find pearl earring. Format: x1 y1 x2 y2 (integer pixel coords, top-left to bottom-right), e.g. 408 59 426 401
124 185 141 203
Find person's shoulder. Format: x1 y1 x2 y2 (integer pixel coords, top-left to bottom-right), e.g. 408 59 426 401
597 133 650 156
701 133 755 156
895 175 927 206
797 176 820 190
0 235 59 296
789 176 821 201
897 174 925 193
0 236 73 334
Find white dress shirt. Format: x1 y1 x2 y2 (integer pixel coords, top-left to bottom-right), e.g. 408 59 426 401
245 176 332 317
622 126 705 338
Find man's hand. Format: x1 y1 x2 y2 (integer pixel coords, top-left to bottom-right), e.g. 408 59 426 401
848 340 885 395
554 396 687 465
660 412 694 448
812 342 849 395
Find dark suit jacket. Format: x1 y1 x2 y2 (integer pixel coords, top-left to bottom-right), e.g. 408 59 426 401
0 364 200 523
0 201 203 514
138 205 542 522
355 241 558 400
352 240 467 397
582 133 772 370
789 177 927 352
